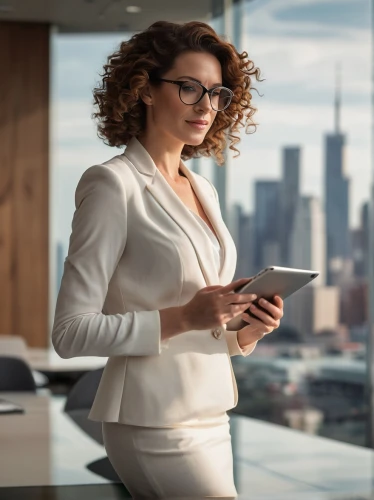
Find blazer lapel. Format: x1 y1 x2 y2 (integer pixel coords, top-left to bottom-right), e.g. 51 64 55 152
123 136 232 287
177 161 233 285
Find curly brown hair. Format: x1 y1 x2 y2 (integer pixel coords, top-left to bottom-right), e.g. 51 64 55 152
92 20 262 166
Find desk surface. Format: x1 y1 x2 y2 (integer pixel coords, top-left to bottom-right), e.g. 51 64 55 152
27 348 107 373
0 392 373 499
0 392 109 487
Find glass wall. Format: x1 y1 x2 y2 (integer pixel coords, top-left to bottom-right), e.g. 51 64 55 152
51 0 372 448
222 0 371 448
50 31 131 324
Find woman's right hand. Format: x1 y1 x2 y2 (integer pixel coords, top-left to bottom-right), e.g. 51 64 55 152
181 278 257 331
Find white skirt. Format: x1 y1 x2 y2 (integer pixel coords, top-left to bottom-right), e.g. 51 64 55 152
102 414 238 499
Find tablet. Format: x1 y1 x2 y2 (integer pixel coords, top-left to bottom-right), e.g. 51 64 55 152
226 266 319 331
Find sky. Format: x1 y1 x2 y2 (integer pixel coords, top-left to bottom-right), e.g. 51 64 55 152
51 0 373 257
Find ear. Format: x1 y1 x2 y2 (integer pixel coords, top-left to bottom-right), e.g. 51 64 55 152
139 83 153 106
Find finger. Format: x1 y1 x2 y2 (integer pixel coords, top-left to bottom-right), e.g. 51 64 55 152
204 285 224 292
229 302 256 317
241 312 251 324
224 292 257 305
241 312 267 329
257 298 283 320
248 303 279 328
272 295 284 308
220 277 253 295
241 313 273 334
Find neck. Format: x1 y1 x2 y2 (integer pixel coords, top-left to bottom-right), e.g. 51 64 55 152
137 131 185 182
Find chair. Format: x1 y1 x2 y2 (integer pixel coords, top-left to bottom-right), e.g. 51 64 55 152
64 367 104 412
64 367 105 445
0 355 36 392
64 367 121 483
0 335 49 388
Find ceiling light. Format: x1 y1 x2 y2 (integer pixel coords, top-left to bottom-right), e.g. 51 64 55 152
126 6 141 14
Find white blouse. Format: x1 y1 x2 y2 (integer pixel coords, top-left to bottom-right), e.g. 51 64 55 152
189 209 223 274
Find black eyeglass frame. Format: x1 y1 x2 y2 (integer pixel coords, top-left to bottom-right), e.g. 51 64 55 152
154 78 233 111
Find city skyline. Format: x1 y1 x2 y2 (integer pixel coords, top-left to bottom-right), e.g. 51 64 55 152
52 0 371 253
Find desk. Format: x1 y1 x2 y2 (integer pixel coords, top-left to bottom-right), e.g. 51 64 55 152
0 392 373 499
0 392 111 487
27 348 107 373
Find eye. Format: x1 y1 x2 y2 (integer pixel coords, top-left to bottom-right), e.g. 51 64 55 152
181 81 200 92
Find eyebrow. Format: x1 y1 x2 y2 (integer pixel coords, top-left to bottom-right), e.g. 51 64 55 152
177 75 223 87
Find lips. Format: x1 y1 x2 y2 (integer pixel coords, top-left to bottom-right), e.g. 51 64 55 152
186 120 209 125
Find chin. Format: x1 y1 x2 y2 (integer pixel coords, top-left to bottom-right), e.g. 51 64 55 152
184 134 206 146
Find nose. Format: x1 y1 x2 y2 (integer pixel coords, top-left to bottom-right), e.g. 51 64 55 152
193 91 212 113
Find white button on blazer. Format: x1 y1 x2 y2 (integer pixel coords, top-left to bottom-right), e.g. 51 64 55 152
52 136 254 427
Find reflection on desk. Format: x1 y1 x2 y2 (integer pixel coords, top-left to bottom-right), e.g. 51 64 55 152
0 392 112 487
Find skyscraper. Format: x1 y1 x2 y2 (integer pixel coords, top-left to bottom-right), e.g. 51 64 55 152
231 203 255 280
288 195 340 337
254 180 281 270
352 201 369 278
290 196 326 286
213 162 228 224
279 146 301 266
324 64 350 285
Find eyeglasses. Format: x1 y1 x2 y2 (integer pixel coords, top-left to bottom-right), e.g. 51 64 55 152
154 78 233 111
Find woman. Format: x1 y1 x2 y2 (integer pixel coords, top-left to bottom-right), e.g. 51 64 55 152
52 20 284 498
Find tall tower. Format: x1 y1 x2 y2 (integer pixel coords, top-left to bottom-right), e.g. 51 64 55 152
290 196 326 286
279 146 301 266
324 64 350 285
231 203 255 280
254 180 281 270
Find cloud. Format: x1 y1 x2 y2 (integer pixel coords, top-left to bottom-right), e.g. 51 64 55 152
246 0 370 38
51 99 99 143
243 30 371 106
240 100 370 149
51 33 130 100
273 0 370 30
52 0 372 247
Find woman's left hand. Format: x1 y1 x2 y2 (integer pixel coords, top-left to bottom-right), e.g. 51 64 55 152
237 295 284 348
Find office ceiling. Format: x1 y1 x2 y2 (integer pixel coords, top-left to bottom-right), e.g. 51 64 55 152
0 0 212 33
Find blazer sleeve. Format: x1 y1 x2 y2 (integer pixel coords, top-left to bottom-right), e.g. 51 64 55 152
202 176 257 358
52 165 162 359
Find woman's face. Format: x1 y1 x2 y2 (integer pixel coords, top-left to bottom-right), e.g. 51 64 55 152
147 51 222 147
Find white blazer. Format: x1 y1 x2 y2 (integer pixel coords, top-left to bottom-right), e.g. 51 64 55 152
52 136 254 427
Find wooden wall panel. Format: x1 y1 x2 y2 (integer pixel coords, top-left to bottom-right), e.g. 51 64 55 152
0 22 50 347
